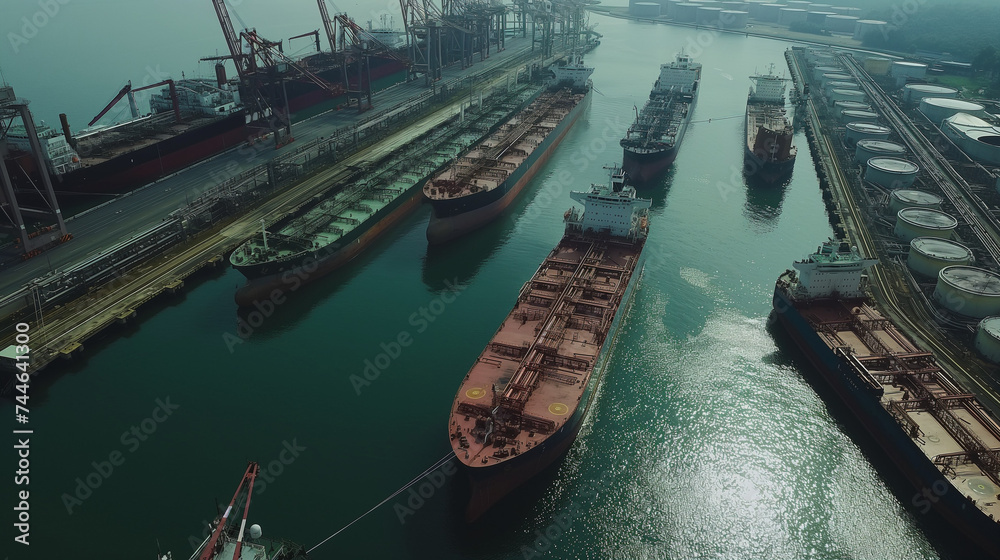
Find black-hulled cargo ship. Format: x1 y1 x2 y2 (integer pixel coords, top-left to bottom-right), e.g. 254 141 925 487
773 240 1000 558
620 50 701 185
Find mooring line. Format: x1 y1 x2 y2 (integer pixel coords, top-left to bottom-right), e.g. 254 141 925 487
307 452 455 554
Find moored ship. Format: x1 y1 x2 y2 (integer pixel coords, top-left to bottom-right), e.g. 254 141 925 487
448 166 650 520
745 65 796 184
229 86 541 306
422 55 594 244
773 240 1000 558
620 50 701 186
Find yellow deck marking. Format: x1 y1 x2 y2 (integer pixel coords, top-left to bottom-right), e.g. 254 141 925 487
466 388 487 399
549 403 569 416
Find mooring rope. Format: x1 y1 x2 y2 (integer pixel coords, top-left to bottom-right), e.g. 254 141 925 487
306 452 455 554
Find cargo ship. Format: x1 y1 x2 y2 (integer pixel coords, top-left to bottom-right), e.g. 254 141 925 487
5 57 407 197
620 50 701 185
773 240 1000 558
745 65 796 184
185 462 308 560
422 55 593 244
448 166 650 521
229 86 540 306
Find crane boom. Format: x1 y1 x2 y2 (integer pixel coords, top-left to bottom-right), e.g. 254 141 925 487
317 0 338 53
88 82 132 127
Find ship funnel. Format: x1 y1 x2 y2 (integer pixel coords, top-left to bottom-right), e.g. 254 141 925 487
59 113 76 148
215 63 228 88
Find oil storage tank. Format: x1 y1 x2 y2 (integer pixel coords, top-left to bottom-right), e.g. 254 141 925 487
908 237 974 278
806 11 834 25
845 122 890 144
674 3 700 22
825 15 858 33
697 6 724 24
933 266 1000 319
812 65 841 80
853 20 887 40
778 7 808 25
865 158 919 189
891 61 928 80
941 113 1000 166
855 139 905 162
839 110 879 124
756 3 782 21
864 57 892 75
919 98 985 124
894 208 957 242
974 317 1000 364
824 80 858 95
834 100 871 115
888 189 941 214
631 2 662 16
720 10 749 28
903 84 957 103
830 89 866 104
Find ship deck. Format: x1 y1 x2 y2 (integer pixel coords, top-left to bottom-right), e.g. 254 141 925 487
449 236 642 468
230 95 530 266
75 115 226 166
798 299 1000 522
746 104 795 154
621 95 689 149
424 89 585 200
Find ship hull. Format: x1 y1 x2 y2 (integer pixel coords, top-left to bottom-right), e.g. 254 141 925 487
745 104 795 185
621 143 679 186
233 181 424 306
425 91 591 245
772 286 1000 558
44 58 407 196
461 256 644 521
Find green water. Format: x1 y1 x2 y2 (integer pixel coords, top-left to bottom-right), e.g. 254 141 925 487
2 13 969 560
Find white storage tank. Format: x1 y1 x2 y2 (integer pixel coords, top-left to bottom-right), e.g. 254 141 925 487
825 81 859 96
894 208 958 242
778 8 808 25
933 266 1000 319
908 237 974 278
835 100 872 115
918 98 985 124
674 2 700 22
813 65 842 80
845 122 890 145
720 10 749 28
864 57 892 75
721 1 749 10
631 1 662 16
756 3 783 21
853 20 888 41
697 6 724 24
903 84 958 103
830 88 867 104
891 61 928 80
806 11 834 25
787 0 812 8
865 158 919 189
855 139 905 163
888 189 941 214
821 72 852 85
839 109 879 124
746 0 771 19
974 317 1000 364
825 15 859 33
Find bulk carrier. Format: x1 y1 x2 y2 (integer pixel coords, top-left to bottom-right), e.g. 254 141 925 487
448 167 650 520
5 55 406 197
774 240 1000 558
745 65 796 184
619 50 701 186
422 56 594 244
229 85 542 306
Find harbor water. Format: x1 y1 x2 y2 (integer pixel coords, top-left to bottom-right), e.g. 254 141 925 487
1 7 968 560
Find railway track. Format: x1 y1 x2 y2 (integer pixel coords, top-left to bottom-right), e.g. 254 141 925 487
839 55 1000 268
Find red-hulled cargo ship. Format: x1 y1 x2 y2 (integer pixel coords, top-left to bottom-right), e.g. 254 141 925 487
774 240 1000 558
448 167 650 520
745 65 796 184
422 55 593 244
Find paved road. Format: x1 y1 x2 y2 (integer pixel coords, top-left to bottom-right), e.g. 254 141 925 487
1 37 538 297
